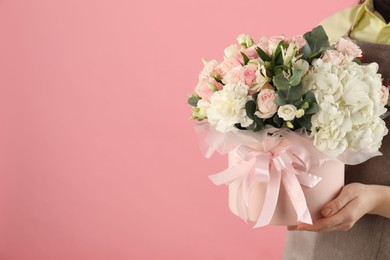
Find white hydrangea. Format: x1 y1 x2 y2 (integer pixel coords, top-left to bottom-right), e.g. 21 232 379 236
303 58 387 157
207 83 253 133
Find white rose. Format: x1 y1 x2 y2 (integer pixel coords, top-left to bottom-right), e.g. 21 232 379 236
224 44 240 59
207 83 252 133
193 99 210 119
277 104 297 121
237 34 255 48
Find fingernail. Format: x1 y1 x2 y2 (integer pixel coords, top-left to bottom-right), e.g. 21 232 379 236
321 207 332 217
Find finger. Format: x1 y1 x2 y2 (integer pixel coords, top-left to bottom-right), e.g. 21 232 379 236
298 201 359 232
320 187 356 217
287 225 298 231
297 216 341 232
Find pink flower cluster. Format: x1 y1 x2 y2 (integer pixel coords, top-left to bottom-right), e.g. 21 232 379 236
193 34 307 118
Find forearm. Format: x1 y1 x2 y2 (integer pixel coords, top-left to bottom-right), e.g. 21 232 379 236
368 185 390 218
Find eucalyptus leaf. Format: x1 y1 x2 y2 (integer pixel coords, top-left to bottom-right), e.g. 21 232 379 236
188 96 200 107
245 100 257 120
273 74 290 90
303 91 317 103
289 68 303 86
297 115 312 131
305 102 320 115
253 116 264 132
274 91 287 106
302 25 330 60
273 115 284 128
285 82 303 103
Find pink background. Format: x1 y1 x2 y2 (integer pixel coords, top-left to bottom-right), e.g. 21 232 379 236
0 0 357 259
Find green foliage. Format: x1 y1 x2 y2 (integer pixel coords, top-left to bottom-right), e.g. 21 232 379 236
289 68 303 86
302 25 330 62
255 47 271 62
245 100 257 120
188 95 200 107
297 115 313 130
241 52 249 65
273 41 289 65
252 115 264 132
273 74 290 89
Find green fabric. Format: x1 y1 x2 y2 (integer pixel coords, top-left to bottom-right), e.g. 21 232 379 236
320 0 390 44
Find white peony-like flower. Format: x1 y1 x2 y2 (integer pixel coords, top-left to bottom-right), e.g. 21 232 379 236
303 58 387 157
347 117 388 153
278 104 297 121
207 83 253 133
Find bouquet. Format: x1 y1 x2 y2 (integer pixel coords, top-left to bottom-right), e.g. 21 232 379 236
189 26 389 227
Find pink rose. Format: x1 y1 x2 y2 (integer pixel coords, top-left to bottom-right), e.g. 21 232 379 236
268 35 289 54
235 47 259 64
217 58 241 76
195 79 223 102
255 89 278 119
335 38 362 59
222 66 245 85
322 50 345 65
244 67 257 86
381 85 389 106
256 37 271 56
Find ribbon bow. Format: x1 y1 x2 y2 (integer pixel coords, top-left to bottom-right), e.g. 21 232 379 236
208 138 322 228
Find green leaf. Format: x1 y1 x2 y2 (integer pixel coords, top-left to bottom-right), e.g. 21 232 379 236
289 68 303 86
294 100 305 108
255 47 272 62
303 91 317 103
274 90 286 106
302 25 330 61
273 41 289 61
241 51 249 65
273 115 284 128
297 115 312 130
245 100 257 120
305 102 319 115
353 58 362 65
285 82 303 103
253 116 265 132
273 74 290 90
188 96 200 107
234 123 247 130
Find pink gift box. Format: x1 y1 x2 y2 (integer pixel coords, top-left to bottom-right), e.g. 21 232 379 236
228 149 344 226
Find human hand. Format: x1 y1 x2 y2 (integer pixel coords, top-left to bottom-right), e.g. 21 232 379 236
288 183 380 232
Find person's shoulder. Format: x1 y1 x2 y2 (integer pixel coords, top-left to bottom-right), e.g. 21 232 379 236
320 5 362 43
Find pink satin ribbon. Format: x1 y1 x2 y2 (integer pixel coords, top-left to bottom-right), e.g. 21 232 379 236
208 139 322 228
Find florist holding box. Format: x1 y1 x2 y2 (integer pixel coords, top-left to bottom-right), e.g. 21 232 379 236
189 5 390 256
284 0 390 259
